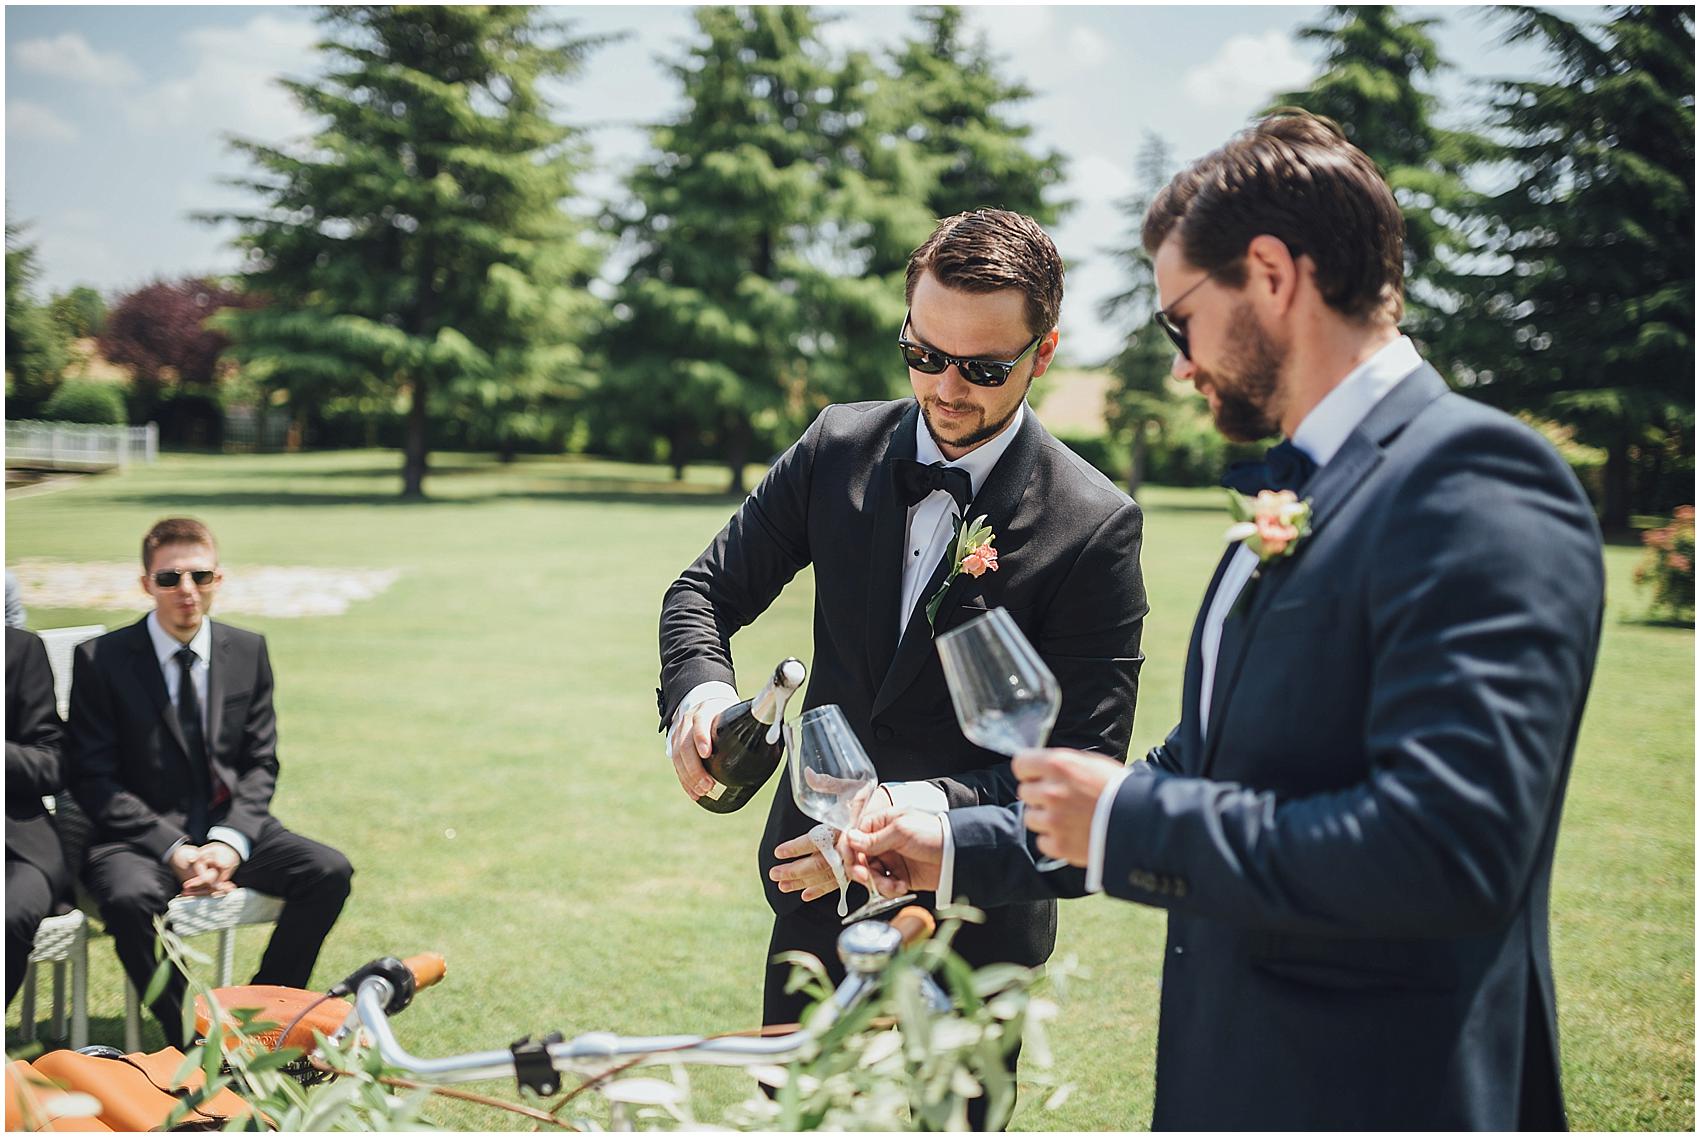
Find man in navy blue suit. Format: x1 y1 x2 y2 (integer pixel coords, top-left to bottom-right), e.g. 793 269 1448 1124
848 110 1604 1130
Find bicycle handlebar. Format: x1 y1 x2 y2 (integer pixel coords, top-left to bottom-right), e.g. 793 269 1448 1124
333 906 937 1089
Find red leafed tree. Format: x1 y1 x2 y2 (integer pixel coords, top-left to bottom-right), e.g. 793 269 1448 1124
99 277 260 393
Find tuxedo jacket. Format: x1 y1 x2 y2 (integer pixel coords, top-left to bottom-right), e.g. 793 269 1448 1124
951 366 1604 1129
66 617 281 861
660 398 1147 966
6 627 69 896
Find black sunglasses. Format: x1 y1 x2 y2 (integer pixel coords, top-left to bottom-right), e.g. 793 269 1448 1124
1152 272 1216 362
898 311 1042 388
152 569 216 588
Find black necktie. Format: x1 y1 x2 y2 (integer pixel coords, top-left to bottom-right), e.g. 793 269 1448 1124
893 459 973 512
176 645 210 839
1220 439 1318 495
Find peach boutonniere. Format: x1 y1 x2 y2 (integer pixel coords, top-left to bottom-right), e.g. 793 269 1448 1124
1224 489 1312 564
926 513 998 627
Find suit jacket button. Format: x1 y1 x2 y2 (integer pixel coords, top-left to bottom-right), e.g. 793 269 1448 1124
874 725 894 743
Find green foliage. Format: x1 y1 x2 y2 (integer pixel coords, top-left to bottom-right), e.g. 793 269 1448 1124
5 220 70 416
1270 4 1488 334
1439 6 1694 529
208 5 608 495
39 378 125 424
49 285 106 339
886 7 1069 224
1098 134 1186 497
1634 505 1695 623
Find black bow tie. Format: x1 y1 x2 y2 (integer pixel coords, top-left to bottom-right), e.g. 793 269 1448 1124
893 458 973 511
1220 439 1318 495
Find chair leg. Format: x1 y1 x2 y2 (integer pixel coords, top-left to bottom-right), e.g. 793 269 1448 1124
124 980 141 1054
71 933 88 1050
50 960 67 1041
19 963 37 1043
218 928 236 987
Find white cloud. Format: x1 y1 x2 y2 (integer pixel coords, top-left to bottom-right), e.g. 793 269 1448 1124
126 13 321 143
12 32 141 86
1181 30 1314 111
1064 24 1108 72
7 100 78 142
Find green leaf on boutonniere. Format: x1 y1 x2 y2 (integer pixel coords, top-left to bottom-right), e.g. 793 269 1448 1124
1224 487 1254 523
927 513 996 629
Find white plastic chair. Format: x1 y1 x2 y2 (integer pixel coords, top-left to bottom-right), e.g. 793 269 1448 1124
18 910 90 1049
35 624 106 719
123 889 285 1053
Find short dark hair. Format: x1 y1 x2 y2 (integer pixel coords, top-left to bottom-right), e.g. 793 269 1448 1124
142 517 217 569
905 208 1065 337
1143 110 1405 321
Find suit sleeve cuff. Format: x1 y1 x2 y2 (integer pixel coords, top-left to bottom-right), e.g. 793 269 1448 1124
937 814 956 904
664 681 741 757
884 781 950 813
1085 766 1136 894
206 826 251 862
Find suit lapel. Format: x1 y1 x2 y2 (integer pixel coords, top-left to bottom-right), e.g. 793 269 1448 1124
864 404 920 695
129 619 192 764
1199 364 1450 772
870 406 1043 719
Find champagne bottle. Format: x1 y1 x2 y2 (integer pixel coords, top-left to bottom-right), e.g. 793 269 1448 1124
697 657 807 814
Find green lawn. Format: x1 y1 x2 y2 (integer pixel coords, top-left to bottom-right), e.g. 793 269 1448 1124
6 449 1692 1130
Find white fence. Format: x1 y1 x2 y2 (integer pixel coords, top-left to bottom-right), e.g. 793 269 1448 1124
5 421 159 470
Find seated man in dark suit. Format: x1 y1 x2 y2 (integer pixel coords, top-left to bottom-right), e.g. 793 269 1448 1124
7 626 70 1005
66 517 353 1047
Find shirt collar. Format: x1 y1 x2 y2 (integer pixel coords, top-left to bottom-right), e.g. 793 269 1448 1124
1291 335 1422 468
912 400 1026 500
147 610 213 668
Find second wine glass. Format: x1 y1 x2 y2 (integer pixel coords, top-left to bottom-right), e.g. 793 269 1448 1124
786 704 917 923
936 607 1068 871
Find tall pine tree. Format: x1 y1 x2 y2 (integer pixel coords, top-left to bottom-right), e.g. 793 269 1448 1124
209 6 604 495
887 6 1068 224
1443 6 1693 528
1099 133 1180 498
1270 6 1484 341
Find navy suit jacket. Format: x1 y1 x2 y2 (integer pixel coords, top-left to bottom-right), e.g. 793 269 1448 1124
660 398 1147 966
951 366 1604 1129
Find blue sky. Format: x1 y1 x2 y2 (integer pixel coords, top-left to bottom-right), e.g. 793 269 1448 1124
5 4 1575 364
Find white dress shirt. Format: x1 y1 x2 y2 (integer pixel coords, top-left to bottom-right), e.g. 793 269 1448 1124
1079 335 1423 892
146 612 250 862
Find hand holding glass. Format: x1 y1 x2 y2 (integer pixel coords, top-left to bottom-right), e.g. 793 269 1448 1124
936 607 1067 871
786 704 917 923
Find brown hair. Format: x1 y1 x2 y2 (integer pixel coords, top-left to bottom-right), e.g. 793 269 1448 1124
142 518 217 569
905 208 1065 337
1142 109 1405 321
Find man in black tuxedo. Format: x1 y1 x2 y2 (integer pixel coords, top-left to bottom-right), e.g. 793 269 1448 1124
659 209 1147 1113
848 113 1605 1130
7 626 70 1004
66 518 353 1048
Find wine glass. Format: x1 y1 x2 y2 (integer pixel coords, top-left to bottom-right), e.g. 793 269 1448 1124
936 607 1068 871
786 704 917 924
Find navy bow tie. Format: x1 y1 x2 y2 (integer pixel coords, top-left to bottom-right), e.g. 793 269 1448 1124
1220 439 1317 495
893 459 973 511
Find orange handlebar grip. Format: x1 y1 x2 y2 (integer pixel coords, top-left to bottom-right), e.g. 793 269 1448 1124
890 906 935 948
402 953 447 990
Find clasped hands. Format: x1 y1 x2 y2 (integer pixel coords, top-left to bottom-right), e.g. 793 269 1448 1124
169 841 240 898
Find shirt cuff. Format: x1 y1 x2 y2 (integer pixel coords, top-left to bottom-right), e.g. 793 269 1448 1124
1085 766 1136 894
664 680 741 758
206 826 250 862
161 836 189 864
937 814 956 904
884 781 950 813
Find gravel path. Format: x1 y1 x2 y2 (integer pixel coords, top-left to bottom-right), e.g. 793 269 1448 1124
11 560 401 618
